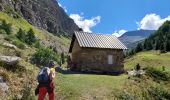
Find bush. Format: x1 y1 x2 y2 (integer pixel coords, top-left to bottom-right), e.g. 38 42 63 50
146 67 170 81
12 40 26 49
149 86 170 99
0 60 25 72
117 91 135 100
31 47 59 66
34 41 41 48
0 20 12 35
4 35 16 41
0 70 10 82
20 83 35 100
0 29 6 34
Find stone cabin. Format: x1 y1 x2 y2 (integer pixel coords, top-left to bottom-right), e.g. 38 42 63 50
68 31 127 73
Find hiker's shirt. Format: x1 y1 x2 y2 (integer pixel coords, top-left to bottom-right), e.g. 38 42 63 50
49 68 55 81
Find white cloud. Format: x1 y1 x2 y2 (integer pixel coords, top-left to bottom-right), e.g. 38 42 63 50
137 13 170 30
58 3 62 7
70 14 101 32
112 29 127 37
58 2 68 13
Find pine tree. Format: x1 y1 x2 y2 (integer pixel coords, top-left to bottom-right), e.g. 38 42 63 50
16 28 26 42
61 52 65 64
25 29 36 45
164 39 170 51
155 41 160 50
135 43 143 53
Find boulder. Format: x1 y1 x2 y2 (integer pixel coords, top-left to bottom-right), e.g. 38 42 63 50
0 56 21 65
3 43 17 49
127 70 145 77
0 76 8 99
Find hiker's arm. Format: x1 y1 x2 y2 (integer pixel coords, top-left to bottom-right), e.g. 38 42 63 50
51 72 55 79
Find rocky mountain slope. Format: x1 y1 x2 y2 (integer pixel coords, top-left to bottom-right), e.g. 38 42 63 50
0 11 70 99
119 30 155 48
0 0 79 36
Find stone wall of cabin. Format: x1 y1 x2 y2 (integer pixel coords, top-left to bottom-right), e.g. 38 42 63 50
70 39 124 73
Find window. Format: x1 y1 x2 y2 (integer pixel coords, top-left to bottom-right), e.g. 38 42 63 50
108 55 113 64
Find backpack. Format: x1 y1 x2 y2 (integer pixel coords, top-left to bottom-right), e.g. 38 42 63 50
37 67 49 84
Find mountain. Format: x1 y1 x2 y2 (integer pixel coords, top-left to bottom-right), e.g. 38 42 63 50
133 21 170 53
0 0 79 36
119 30 155 48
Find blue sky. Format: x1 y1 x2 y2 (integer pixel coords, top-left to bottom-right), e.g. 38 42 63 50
58 0 170 36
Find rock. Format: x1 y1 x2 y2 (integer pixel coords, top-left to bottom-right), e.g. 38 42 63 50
0 0 79 36
0 56 21 65
3 42 17 49
0 76 8 99
127 70 145 77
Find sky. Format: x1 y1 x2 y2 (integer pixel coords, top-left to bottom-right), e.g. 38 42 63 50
57 0 170 37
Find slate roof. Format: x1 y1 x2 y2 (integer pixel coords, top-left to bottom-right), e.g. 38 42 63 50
69 31 127 52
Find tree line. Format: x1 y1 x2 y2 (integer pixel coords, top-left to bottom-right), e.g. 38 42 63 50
126 21 170 56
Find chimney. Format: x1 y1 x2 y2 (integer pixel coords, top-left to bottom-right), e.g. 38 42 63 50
78 28 83 32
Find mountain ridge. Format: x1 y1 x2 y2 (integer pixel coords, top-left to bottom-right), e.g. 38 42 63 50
0 0 79 36
119 30 155 48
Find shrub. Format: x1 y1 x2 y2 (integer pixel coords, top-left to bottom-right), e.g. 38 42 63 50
4 36 12 41
0 20 12 35
0 29 6 34
12 40 26 49
117 91 135 100
20 83 35 100
0 70 10 82
31 47 59 66
149 86 170 99
0 60 25 72
34 41 41 48
4 35 16 41
146 67 170 81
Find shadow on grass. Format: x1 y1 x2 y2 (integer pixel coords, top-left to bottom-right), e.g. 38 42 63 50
55 67 123 76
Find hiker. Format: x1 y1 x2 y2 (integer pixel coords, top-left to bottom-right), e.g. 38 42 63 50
35 65 56 100
134 63 141 71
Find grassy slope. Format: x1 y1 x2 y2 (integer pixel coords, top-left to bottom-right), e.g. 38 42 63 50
55 51 170 100
125 51 170 72
0 12 71 52
0 11 70 99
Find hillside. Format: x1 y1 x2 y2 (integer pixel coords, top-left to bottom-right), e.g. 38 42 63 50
0 12 71 53
125 51 170 72
0 0 79 36
0 11 72 99
119 30 155 48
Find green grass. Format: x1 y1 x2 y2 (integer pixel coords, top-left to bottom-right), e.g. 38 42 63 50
125 51 170 72
0 12 45 38
55 72 127 100
54 51 170 100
